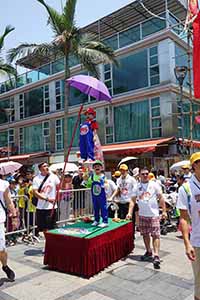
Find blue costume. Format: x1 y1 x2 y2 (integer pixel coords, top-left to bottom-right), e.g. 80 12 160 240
79 120 95 161
91 174 108 224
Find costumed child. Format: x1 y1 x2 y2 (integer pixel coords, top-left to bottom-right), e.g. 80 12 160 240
84 160 108 228
79 107 103 163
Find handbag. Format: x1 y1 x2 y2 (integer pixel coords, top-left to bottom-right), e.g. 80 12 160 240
32 174 50 207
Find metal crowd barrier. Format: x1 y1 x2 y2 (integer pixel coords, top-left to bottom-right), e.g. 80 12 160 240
5 188 93 242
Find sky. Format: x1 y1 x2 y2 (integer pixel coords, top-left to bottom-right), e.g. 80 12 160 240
0 0 133 59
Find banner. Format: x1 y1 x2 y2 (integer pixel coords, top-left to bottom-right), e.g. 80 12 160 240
193 12 200 98
185 0 199 28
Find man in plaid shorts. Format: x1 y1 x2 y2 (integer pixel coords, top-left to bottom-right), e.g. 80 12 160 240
127 167 167 269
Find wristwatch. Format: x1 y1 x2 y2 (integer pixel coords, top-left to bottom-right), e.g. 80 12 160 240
45 197 49 201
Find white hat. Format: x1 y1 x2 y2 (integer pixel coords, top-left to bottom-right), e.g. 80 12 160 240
132 167 139 177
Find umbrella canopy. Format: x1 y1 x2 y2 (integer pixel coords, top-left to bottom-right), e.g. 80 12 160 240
0 161 22 175
67 75 112 102
117 156 137 167
170 160 190 172
49 162 78 173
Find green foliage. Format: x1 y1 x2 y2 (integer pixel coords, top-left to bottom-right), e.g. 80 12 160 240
0 26 16 78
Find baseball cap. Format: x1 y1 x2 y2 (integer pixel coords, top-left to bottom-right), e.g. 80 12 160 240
148 172 155 180
119 164 128 171
113 171 121 177
181 165 190 169
190 152 200 165
93 160 103 167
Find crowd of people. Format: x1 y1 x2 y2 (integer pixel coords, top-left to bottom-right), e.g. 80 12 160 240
0 155 199 300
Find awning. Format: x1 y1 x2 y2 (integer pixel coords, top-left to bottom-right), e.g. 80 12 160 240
102 137 175 155
0 152 49 163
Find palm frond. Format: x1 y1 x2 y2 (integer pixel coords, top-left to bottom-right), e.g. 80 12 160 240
0 63 17 77
0 25 15 51
63 0 77 31
37 0 65 35
7 42 59 63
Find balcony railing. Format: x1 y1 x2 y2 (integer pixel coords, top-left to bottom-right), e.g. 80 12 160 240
0 11 185 96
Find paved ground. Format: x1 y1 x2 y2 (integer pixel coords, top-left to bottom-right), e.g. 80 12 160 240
0 231 194 300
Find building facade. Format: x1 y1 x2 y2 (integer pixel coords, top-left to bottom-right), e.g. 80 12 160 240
0 0 200 171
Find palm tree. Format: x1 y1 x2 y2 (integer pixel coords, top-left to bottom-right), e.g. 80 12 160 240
8 0 117 155
0 25 16 81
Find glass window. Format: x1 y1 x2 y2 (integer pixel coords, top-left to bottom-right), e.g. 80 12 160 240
103 35 118 50
151 107 160 117
24 87 44 117
119 25 140 48
151 97 160 107
55 80 64 110
142 17 166 38
27 70 39 84
55 119 64 151
114 100 150 142
150 76 160 86
0 131 7 147
0 99 13 124
23 124 44 153
152 128 162 138
113 50 148 95
16 74 27 88
150 46 158 56
19 128 24 153
69 86 88 106
52 58 64 74
175 45 188 88
38 64 51 80
43 85 50 113
43 121 50 151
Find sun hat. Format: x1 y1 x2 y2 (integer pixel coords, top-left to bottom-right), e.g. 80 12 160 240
190 152 200 165
119 164 128 171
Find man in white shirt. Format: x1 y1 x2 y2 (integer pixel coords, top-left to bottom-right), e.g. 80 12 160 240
127 167 167 269
33 162 60 233
177 152 200 300
109 164 137 219
0 177 17 281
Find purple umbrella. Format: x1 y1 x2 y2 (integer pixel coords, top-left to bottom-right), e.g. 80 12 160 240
67 75 112 102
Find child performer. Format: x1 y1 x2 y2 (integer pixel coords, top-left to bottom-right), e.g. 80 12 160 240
79 107 103 162
84 160 108 228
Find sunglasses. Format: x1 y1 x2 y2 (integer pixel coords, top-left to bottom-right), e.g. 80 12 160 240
141 173 149 176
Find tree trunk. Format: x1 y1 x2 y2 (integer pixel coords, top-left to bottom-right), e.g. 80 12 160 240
63 53 70 158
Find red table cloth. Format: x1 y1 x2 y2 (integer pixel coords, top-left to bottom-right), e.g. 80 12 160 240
44 221 134 278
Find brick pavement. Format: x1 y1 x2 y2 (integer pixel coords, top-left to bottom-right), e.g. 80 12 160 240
0 232 194 300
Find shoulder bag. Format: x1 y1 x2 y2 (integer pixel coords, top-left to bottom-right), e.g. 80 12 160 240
32 174 50 207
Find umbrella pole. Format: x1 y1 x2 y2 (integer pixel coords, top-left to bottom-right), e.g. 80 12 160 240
51 104 84 216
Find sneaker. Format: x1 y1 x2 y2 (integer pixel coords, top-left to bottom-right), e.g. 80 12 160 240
2 265 15 281
140 251 153 261
153 256 160 269
98 222 108 228
91 221 99 226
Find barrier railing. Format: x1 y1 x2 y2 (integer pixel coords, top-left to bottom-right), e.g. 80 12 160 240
5 188 93 243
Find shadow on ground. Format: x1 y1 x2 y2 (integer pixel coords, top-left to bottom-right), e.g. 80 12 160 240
24 249 43 256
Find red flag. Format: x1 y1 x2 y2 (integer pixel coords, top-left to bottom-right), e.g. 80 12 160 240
193 12 200 98
186 0 199 25
195 115 200 124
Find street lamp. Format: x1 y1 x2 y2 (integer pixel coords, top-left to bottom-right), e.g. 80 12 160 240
174 66 188 157
4 108 13 161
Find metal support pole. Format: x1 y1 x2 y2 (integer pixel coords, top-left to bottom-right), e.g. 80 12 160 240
180 84 184 158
